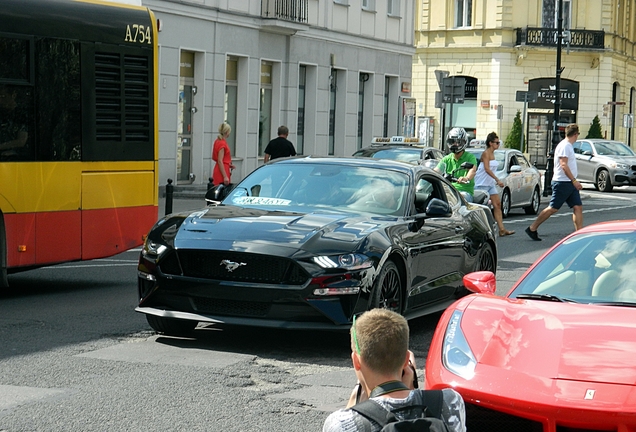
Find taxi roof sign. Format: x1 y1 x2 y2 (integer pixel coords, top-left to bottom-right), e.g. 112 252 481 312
372 136 424 145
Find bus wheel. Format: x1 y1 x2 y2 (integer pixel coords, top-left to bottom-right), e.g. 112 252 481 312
146 314 197 337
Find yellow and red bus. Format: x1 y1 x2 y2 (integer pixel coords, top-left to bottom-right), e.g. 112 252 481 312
0 0 159 287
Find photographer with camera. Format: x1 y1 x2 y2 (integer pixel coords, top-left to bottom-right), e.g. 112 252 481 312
434 127 477 202
322 309 466 432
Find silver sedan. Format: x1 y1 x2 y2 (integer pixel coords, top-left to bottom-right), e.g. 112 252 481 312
573 139 636 192
466 148 542 218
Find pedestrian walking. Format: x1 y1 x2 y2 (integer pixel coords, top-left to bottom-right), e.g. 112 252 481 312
212 122 235 186
474 132 515 236
526 123 583 241
264 125 296 162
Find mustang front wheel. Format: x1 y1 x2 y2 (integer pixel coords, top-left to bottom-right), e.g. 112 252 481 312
371 260 402 313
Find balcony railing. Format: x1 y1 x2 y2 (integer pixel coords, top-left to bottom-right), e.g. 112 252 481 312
516 27 604 49
262 0 308 23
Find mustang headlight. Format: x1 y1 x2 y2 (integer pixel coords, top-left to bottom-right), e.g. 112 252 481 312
313 254 372 270
442 310 477 380
141 238 168 259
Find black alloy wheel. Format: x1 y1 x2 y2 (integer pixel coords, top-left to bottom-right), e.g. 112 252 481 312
371 260 402 313
474 243 496 274
524 187 541 215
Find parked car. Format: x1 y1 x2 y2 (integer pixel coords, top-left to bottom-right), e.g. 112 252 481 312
573 139 636 192
137 157 497 334
465 147 541 217
425 220 636 431
353 137 444 165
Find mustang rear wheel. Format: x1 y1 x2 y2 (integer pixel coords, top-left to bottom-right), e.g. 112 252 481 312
371 260 402 313
146 314 197 336
524 186 541 215
474 243 496 274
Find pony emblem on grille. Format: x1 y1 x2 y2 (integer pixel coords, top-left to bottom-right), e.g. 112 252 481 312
221 259 246 272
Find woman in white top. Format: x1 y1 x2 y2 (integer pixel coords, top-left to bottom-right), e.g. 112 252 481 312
474 132 515 236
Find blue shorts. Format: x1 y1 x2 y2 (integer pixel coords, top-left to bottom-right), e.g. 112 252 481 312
549 181 582 210
475 185 498 196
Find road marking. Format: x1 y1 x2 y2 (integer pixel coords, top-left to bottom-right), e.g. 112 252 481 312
505 202 636 226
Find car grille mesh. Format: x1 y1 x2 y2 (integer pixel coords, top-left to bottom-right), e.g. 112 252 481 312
465 403 543 432
159 250 310 285
192 296 270 317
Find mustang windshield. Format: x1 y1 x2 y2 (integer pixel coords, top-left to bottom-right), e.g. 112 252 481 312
510 232 636 305
224 162 410 216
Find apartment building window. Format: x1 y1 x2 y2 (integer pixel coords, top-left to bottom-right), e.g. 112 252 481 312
297 65 306 154
225 57 238 154
388 0 400 16
357 73 368 149
259 61 273 156
362 0 375 11
455 0 472 27
383 76 390 137
542 0 571 29
328 69 338 155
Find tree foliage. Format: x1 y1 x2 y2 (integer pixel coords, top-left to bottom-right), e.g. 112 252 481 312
505 110 524 150
586 115 603 138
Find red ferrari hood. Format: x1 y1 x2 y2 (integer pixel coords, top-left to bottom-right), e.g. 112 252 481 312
461 296 636 385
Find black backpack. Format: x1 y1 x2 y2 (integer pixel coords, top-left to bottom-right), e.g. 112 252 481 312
350 389 450 432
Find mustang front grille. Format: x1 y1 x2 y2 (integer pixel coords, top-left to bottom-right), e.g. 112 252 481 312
159 250 310 285
465 403 543 432
192 297 270 317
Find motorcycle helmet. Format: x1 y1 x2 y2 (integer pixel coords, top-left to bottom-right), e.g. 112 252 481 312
446 127 468 154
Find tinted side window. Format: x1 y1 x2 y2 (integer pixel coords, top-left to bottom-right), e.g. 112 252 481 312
0 84 34 161
441 182 460 208
35 38 81 161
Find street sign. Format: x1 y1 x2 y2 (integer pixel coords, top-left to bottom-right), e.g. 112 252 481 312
435 91 444 109
516 90 538 103
434 70 449 90
442 77 466 103
623 113 634 128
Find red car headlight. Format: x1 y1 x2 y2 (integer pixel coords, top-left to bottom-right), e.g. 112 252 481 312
443 310 477 380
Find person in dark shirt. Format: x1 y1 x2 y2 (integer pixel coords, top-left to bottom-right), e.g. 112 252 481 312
264 125 296 162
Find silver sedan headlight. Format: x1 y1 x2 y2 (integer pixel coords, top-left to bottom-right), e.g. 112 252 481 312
609 161 630 170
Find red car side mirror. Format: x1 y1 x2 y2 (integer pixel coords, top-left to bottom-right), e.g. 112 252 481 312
463 271 497 295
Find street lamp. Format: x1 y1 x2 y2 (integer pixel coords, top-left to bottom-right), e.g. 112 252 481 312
543 0 564 197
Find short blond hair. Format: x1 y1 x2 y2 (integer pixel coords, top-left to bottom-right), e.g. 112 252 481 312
218 122 231 140
351 308 409 375
565 123 579 137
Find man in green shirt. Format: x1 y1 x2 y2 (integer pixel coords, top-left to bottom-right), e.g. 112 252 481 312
435 127 477 202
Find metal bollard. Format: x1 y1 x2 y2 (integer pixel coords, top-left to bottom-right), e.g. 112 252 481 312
165 178 173 216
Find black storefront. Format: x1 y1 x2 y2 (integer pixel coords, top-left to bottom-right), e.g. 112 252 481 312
525 78 580 168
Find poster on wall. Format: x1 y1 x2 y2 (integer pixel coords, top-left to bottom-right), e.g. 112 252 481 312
401 97 417 137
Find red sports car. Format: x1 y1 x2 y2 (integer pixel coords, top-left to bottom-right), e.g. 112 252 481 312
425 220 636 431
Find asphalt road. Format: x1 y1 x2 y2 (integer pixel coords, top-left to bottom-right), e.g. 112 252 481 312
1 185 635 431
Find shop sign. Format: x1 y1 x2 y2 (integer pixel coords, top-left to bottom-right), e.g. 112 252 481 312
528 78 579 110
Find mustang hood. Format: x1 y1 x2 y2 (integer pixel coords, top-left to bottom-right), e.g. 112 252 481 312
168 205 387 252
461 296 636 386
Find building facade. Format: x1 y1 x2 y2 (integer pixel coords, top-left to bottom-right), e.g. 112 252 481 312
414 0 636 167
139 0 415 188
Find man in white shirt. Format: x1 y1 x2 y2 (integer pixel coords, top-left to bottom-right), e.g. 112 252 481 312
526 123 583 241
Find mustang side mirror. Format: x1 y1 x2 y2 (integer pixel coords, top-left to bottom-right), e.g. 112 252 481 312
425 198 451 217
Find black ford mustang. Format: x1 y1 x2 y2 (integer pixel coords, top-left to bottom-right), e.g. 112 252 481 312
137 157 497 334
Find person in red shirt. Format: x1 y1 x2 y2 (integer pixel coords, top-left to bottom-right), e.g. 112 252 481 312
212 122 235 186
